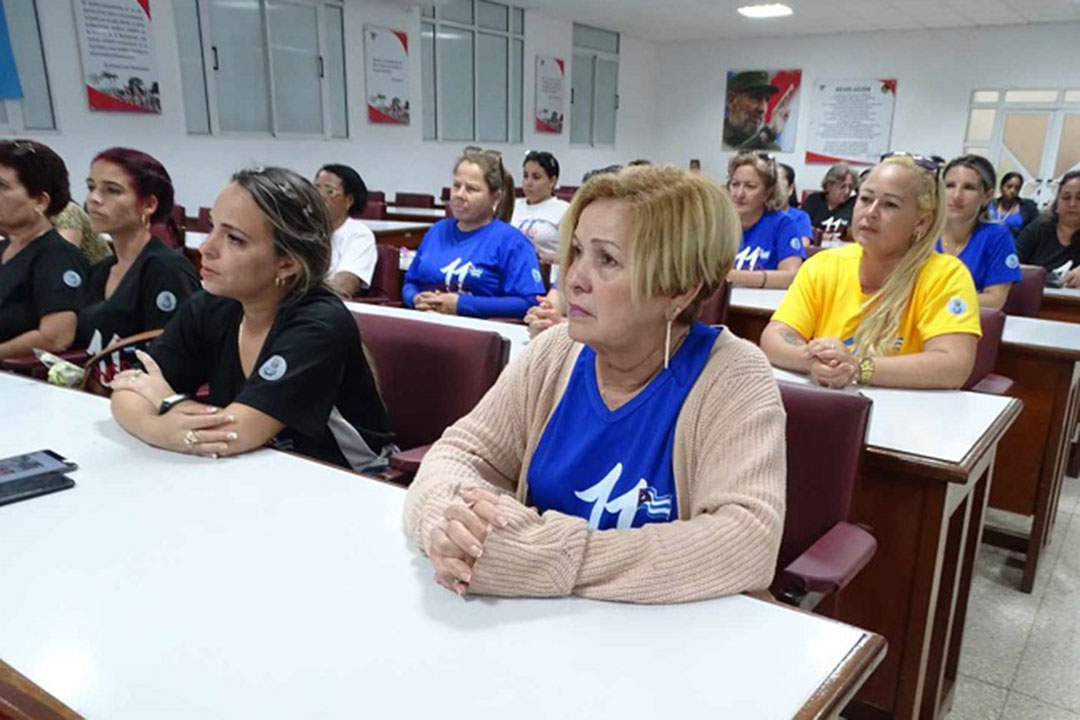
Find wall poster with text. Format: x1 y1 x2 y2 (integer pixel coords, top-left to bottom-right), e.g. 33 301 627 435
364 25 410 125
722 69 801 152
805 79 898 166
73 0 160 113
534 55 565 134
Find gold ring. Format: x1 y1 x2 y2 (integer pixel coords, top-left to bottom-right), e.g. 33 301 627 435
183 430 198 446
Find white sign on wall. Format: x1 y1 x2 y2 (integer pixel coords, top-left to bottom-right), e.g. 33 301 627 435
805 79 897 166
72 0 160 113
364 25 410 125
535 55 565 134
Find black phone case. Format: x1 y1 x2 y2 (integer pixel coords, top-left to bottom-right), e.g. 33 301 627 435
0 473 76 508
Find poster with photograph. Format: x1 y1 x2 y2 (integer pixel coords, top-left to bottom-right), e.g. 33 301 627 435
535 55 565 134
806 79 897 166
722 69 801 152
73 0 161 113
364 25 410 125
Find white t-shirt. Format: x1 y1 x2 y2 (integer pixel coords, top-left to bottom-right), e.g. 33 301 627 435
511 196 570 257
329 217 377 287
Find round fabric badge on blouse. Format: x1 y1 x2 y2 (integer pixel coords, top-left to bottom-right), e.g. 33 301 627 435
62 270 82 288
946 297 968 316
790 237 802 250
156 291 178 312
532 268 543 284
258 355 288 381
1006 254 1020 269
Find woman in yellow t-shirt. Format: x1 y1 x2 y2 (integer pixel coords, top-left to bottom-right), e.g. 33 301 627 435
760 154 981 389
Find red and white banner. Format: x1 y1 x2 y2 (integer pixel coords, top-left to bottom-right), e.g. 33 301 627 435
364 25 410 125
534 55 564 134
73 0 160 114
805 79 897 166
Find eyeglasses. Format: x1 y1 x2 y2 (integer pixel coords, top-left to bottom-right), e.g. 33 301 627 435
880 151 944 175
463 145 502 159
11 141 37 157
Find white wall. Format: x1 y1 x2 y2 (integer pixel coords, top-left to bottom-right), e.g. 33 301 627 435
651 22 1080 192
9 0 658 210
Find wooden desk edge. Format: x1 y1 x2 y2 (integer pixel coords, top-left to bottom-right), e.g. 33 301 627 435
864 396 1022 483
794 632 888 720
0 660 82 720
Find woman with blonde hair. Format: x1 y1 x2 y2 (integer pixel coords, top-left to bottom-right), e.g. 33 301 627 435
403 148 543 318
726 152 805 288
760 154 981 389
404 165 786 603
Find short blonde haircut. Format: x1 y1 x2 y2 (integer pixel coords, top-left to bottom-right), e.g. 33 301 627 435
727 152 784 211
853 155 947 357
558 165 741 324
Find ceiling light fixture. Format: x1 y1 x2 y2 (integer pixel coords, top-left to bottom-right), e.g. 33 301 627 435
737 3 794 19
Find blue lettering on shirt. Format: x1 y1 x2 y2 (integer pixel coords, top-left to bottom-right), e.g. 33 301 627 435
527 323 721 530
735 210 807 271
935 222 1021 292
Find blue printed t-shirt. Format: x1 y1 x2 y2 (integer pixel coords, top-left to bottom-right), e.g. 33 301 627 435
734 210 807 271
935 222 1021 292
988 203 1025 232
783 207 813 242
527 323 721 530
402 218 544 319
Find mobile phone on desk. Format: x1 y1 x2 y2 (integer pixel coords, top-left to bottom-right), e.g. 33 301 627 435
0 473 75 507
0 449 77 483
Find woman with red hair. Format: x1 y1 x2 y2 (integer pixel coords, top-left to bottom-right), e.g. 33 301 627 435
76 148 198 356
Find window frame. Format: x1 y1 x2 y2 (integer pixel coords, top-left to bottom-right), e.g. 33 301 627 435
569 23 619 149
181 0 345 139
1 0 57 132
421 1 524 144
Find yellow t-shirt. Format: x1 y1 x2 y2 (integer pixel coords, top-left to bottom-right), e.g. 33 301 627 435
771 243 982 355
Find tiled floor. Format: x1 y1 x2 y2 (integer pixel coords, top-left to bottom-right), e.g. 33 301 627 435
947 472 1080 719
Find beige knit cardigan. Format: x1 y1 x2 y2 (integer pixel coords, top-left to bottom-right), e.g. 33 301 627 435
403 324 787 603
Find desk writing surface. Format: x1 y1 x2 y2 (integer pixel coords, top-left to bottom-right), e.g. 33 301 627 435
363 219 432 234
184 230 207 250
729 287 787 314
0 375 874 720
1002 315 1080 352
385 205 446 218
772 368 1014 465
346 300 531 360
1043 287 1080 300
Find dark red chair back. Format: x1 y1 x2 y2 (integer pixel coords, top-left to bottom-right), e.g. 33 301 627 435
150 222 181 250
394 192 435 208
441 187 451 202
351 312 508 451
699 281 731 326
1002 265 1047 317
775 381 872 574
357 201 387 220
366 245 403 302
193 207 212 232
962 308 1004 390
367 191 386 203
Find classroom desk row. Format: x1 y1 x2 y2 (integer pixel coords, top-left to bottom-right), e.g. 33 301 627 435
1039 286 1080 324
726 287 1080 596
0 373 885 720
349 302 1020 720
183 219 434 256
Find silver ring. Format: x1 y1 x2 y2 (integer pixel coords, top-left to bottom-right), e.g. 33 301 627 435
183 430 198 446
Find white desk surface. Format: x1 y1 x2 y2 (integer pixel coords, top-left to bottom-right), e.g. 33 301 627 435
0 375 876 720
385 205 447 218
1043 286 1080 301
346 300 531 361
364 219 433 233
730 287 1080 354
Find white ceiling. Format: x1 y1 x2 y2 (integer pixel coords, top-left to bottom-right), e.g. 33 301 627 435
515 0 1080 41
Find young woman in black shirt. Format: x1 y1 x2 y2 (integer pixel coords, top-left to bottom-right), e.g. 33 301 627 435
77 148 199 359
110 167 395 471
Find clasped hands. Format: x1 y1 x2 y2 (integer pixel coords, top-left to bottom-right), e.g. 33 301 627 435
524 294 564 338
414 290 459 315
804 337 859 389
426 487 507 596
110 349 238 457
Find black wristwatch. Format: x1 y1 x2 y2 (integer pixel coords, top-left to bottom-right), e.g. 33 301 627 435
158 393 190 415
